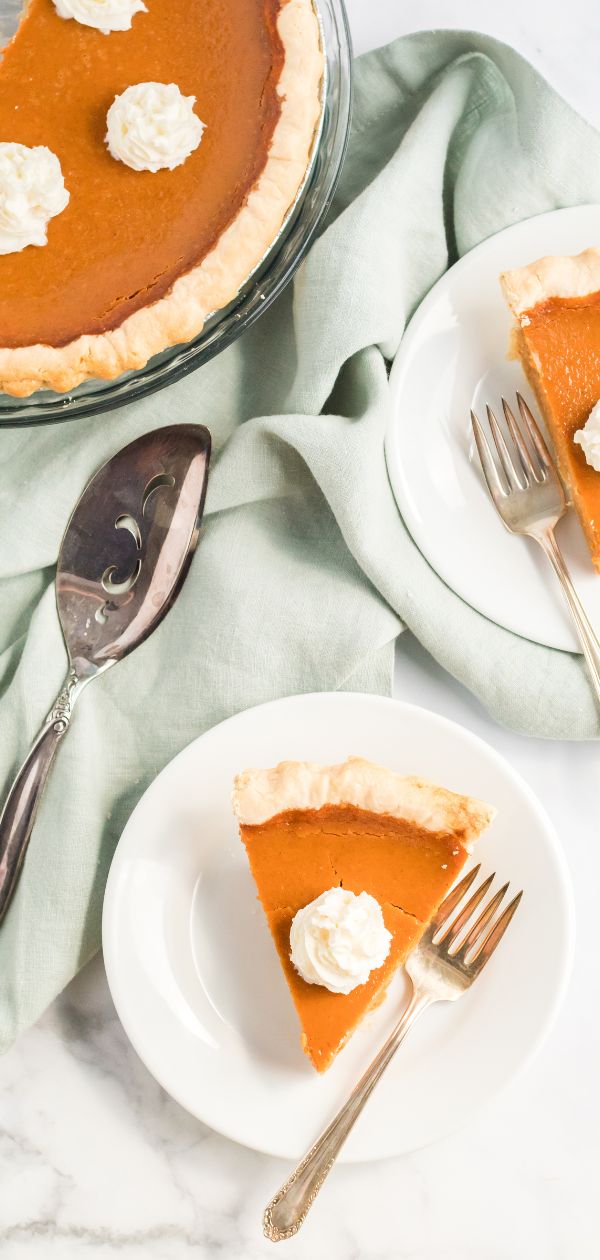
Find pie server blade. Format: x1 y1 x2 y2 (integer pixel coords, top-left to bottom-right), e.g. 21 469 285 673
0 422 211 924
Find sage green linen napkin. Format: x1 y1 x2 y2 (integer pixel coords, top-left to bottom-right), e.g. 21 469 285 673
2 31 600 1051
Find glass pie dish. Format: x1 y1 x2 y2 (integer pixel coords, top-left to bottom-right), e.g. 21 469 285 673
0 0 352 426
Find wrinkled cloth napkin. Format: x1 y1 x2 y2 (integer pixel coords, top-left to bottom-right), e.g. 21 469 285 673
2 30 600 1052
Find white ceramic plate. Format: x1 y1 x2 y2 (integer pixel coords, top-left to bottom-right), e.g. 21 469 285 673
385 204 600 653
102 692 574 1162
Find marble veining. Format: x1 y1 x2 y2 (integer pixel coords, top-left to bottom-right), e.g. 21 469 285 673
1 4 600 1257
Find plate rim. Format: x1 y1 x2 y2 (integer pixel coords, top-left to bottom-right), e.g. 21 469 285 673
102 690 576 1162
384 202 600 654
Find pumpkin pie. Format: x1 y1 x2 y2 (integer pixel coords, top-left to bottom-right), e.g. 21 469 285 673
233 757 495 1072
0 0 323 397
501 249 600 570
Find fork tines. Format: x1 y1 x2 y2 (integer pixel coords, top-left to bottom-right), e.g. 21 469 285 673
471 392 554 497
432 867 523 976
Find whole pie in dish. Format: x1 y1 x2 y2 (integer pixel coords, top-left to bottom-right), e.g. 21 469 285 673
233 757 495 1072
501 249 600 571
0 0 323 397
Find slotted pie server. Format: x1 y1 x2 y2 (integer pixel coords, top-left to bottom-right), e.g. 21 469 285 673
0 423 211 924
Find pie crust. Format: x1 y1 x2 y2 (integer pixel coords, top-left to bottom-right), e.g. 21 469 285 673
500 248 600 318
233 755 496 846
0 0 323 397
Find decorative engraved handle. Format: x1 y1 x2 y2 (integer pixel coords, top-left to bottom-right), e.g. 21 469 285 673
0 670 87 924
539 529 600 705
263 989 431 1242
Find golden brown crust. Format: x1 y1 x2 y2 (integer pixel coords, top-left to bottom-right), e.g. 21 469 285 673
0 0 323 398
232 756 496 849
500 248 600 320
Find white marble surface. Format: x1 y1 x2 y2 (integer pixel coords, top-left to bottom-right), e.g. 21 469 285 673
2 5 600 1258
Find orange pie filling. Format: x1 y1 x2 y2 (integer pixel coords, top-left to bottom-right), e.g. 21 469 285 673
0 0 285 347
241 804 470 1071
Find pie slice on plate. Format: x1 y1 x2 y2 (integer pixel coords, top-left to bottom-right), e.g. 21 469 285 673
500 249 600 571
233 757 495 1072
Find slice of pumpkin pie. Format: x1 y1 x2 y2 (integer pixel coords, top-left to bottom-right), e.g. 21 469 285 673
233 757 495 1072
500 248 600 570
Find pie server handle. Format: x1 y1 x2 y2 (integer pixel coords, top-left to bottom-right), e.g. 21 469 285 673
0 671 90 925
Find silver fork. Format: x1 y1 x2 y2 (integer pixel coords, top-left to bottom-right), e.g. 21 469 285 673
263 866 522 1242
471 392 600 704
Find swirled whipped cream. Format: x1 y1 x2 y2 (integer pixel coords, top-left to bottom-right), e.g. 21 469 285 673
0 143 69 256
290 888 392 995
106 83 205 172
52 0 147 34
574 400 600 472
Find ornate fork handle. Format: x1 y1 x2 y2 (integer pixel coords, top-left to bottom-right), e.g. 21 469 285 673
263 989 432 1242
538 528 600 703
0 670 89 924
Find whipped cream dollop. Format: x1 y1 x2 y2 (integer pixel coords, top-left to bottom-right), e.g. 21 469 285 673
0 143 69 256
290 888 392 995
106 82 205 172
52 0 147 34
574 400 600 472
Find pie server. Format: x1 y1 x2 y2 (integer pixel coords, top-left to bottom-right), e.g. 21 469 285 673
0 423 211 925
